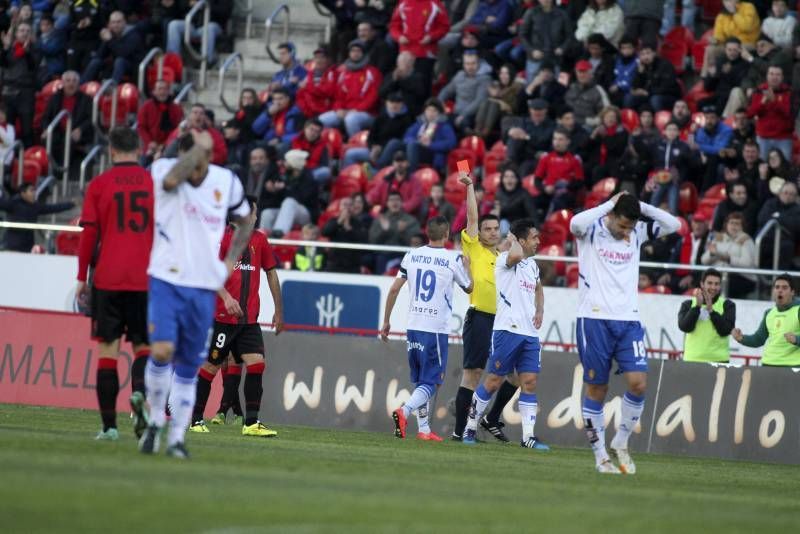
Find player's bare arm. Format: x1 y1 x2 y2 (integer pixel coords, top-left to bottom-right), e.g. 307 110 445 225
459 171 479 238
225 214 255 275
505 233 524 267
218 287 243 317
534 283 544 330
267 269 284 335
460 255 474 294
162 145 207 191
381 277 407 342
570 191 628 236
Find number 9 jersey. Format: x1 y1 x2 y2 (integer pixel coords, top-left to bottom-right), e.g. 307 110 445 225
78 162 154 291
399 245 472 335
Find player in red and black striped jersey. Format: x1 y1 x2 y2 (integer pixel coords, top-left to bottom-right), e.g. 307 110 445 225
190 203 285 437
76 127 154 441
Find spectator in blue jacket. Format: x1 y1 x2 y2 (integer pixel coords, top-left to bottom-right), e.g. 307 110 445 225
442 0 513 49
35 14 67 85
268 42 307 97
251 87 304 154
607 36 638 106
403 98 457 174
692 100 734 191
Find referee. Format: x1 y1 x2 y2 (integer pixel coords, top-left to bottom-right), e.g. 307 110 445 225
453 172 518 442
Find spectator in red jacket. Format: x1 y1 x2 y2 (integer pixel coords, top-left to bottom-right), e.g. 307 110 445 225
747 65 793 161
290 118 331 183
295 47 337 118
164 103 227 165
319 40 382 138
137 79 183 161
534 128 585 212
389 0 450 98
366 150 424 216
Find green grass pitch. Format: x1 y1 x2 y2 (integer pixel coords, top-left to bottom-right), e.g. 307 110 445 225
1 404 798 533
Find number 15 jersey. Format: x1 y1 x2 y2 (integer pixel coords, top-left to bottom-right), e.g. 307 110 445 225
78 162 154 291
399 246 472 335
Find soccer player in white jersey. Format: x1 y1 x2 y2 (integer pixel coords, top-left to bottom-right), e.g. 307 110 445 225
381 216 473 441
138 131 253 459
570 192 680 474
462 219 548 450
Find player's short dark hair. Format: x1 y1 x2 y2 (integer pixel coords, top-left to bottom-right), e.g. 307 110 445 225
725 36 742 46
177 132 195 153
725 180 747 196
108 126 140 153
190 103 206 111
613 195 641 221
554 126 570 139
272 87 291 99
775 273 795 291
387 191 402 200
702 268 722 283
19 182 35 193
305 118 323 129
427 216 450 241
510 218 537 241
478 213 499 229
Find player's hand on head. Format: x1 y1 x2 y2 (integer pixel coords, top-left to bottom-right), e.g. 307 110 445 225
610 191 628 205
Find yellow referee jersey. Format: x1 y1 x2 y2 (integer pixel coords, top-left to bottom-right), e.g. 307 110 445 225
460 229 497 314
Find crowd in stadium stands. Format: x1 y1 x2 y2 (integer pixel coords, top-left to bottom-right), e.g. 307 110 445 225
0 0 799 299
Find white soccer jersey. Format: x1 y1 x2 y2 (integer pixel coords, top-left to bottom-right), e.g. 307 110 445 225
148 158 250 290
399 245 472 334
493 252 541 338
571 200 680 321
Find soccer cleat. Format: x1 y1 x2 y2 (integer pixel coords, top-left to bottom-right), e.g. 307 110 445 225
242 421 278 437
189 420 210 433
596 459 622 474
166 442 190 459
450 434 463 442
392 407 407 438
520 436 550 451
480 417 510 443
610 448 636 475
95 428 119 441
138 425 161 455
210 413 226 425
416 431 444 442
129 391 148 439
462 428 477 445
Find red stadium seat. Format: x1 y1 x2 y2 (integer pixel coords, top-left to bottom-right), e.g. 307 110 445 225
489 140 506 157
41 79 64 96
684 81 715 113
344 129 369 149
12 160 42 186
654 110 672 132
592 177 618 195
540 244 566 276
322 128 344 160
584 191 606 209
161 52 184 82
99 95 128 128
664 26 695 50
331 164 367 200
641 285 673 294
539 221 568 248
482 151 504 176
317 198 342 227
565 263 580 286
23 146 48 176
679 182 698 215
545 209 573 234
80 81 101 99
443 172 467 206
521 174 540 197
412 168 441 197
258 89 270 104
691 112 706 130
117 83 140 116
370 164 395 185
459 135 486 165
703 183 726 202
659 39 688 74
447 148 477 175
443 100 455 114
620 109 640 132
482 172 501 201
695 198 719 221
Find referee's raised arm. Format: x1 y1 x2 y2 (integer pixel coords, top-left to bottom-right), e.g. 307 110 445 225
460 171 479 239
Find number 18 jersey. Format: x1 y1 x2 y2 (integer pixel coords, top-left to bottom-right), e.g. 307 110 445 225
399 246 472 335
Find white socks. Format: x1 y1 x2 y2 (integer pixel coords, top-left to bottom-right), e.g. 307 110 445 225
403 384 434 419
518 393 538 441
611 392 645 450
167 374 197 447
415 401 431 434
583 397 608 465
145 359 171 428
465 385 492 432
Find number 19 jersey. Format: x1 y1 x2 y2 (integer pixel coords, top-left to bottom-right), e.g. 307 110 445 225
78 162 154 291
399 246 472 335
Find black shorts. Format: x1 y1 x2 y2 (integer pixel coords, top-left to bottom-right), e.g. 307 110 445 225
91 288 149 345
207 322 265 366
462 308 495 370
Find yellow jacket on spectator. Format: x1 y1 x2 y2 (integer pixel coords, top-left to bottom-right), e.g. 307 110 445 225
713 2 761 45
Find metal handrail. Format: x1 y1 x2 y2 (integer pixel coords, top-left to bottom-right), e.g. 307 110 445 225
244 0 254 38
137 47 164 95
311 0 332 43
92 79 118 144
184 0 210 88
218 52 243 113
44 110 72 197
0 140 25 189
755 218 783 272
265 4 290 63
79 144 105 190
174 82 195 105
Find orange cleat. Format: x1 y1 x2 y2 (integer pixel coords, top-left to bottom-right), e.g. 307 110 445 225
392 407 407 438
416 431 444 442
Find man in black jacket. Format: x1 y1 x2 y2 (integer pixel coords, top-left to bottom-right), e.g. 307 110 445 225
505 98 555 175
0 22 39 147
704 38 749 114
322 194 371 273
757 181 800 270
41 71 95 171
625 42 682 111
67 0 103 72
357 20 395 75
379 51 427 116
81 10 144 83
0 184 75 252
342 93 414 169
712 180 759 235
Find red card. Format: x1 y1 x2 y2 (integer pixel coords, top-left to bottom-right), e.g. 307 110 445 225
456 160 471 174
